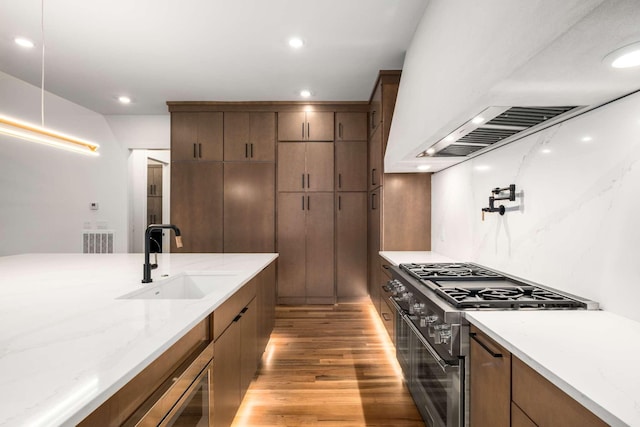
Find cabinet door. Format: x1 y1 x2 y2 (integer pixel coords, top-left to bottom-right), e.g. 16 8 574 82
278 112 306 141
257 263 276 357
368 124 382 190
277 143 306 191
305 143 334 191
277 193 306 299
223 163 275 252
147 165 162 196
336 193 367 298
147 196 162 224
336 112 367 141
170 162 223 252
306 193 335 300
213 320 241 427
335 141 367 191
197 112 223 161
224 112 275 161
367 189 381 312
369 81 382 136
469 326 511 427
306 111 334 141
240 298 258 400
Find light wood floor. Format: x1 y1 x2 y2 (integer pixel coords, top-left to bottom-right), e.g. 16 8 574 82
231 302 424 427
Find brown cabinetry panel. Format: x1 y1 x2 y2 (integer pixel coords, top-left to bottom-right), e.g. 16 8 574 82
147 196 162 225
223 163 275 252
305 193 335 299
305 143 334 191
147 164 163 196
277 143 306 191
469 326 511 427
336 112 367 141
512 356 608 427
336 192 367 298
368 188 381 312
257 263 276 356
170 162 222 252
336 141 367 191
369 81 382 137
240 298 258 399
224 112 275 161
276 193 306 299
511 403 537 427
213 319 241 427
368 124 382 190
171 112 223 161
278 111 334 141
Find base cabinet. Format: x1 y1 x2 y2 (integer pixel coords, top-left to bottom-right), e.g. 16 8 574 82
469 326 608 427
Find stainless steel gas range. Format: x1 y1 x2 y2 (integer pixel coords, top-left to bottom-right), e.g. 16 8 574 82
384 262 598 427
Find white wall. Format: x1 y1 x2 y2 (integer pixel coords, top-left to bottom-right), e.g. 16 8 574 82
105 115 170 149
0 72 129 255
431 90 640 322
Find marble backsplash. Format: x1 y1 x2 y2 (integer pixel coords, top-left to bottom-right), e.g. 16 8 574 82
431 90 640 322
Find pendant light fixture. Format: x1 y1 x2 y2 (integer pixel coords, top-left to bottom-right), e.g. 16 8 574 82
0 0 99 156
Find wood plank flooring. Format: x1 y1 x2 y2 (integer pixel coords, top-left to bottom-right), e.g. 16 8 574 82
231 302 424 427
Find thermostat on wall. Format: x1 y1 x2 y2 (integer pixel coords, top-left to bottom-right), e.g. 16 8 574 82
90 202 99 210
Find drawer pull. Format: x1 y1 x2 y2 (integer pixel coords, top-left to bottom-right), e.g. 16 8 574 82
470 332 503 358
382 313 391 321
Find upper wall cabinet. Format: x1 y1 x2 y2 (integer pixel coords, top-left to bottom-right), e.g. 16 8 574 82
335 112 367 142
171 112 223 161
278 111 334 141
224 112 276 161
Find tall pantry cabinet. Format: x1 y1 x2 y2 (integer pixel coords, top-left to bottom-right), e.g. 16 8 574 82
368 71 432 315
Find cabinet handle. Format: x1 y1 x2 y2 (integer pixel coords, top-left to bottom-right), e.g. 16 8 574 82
233 314 242 322
371 111 376 129
198 143 202 158
307 122 310 140
301 174 305 189
371 193 377 210
240 306 249 314
301 122 305 139
307 174 310 189
339 122 343 139
193 143 197 158
371 168 377 186
301 195 305 210
470 332 503 358
338 195 341 211
245 143 248 158
307 196 310 210
338 173 342 189
382 313 391 321
250 143 254 158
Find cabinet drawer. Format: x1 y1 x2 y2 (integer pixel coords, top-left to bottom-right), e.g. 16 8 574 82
213 279 257 340
512 356 608 427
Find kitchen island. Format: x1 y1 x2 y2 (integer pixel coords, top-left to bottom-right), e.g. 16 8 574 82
0 253 277 426
380 251 640 427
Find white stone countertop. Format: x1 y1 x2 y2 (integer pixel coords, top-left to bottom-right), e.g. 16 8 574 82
466 310 639 427
379 251 456 265
0 253 277 427
379 251 639 426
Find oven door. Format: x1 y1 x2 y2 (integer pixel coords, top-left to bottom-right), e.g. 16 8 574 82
405 318 463 427
390 297 411 375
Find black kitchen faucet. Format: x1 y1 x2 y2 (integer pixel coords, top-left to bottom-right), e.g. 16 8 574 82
142 224 182 283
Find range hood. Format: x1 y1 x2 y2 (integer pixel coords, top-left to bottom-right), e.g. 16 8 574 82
418 106 584 159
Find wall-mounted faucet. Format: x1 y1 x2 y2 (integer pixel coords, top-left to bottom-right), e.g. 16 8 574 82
142 224 183 283
482 184 517 220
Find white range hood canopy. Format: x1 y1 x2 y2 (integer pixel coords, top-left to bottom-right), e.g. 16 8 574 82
386 0 640 173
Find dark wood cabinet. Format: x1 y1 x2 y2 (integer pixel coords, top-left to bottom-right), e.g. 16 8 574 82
147 164 162 196
470 325 511 427
336 112 367 141
336 192 367 299
336 141 367 191
277 192 335 304
224 112 275 161
171 112 223 161
170 162 222 252
223 163 275 252
278 111 334 141
257 263 276 357
368 123 382 190
367 188 382 312
213 319 241 427
278 142 333 192
240 298 258 399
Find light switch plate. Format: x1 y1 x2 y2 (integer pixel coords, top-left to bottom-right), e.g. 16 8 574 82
90 202 99 210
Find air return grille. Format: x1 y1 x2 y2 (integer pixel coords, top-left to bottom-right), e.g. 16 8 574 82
431 106 581 158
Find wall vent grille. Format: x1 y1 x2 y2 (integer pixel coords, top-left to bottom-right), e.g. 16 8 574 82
83 230 114 254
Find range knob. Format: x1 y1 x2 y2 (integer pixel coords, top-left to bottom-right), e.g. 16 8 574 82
433 324 452 345
419 312 436 327
411 302 426 315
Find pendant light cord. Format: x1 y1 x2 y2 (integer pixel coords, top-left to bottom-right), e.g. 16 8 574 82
41 0 45 127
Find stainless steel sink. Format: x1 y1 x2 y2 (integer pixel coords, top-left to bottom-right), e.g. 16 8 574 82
118 271 241 300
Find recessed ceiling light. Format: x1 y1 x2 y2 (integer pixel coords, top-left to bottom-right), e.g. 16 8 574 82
426 148 436 155
118 96 131 104
289 37 304 49
14 37 34 48
541 148 552 154
474 165 491 171
471 116 485 125
417 165 431 171
300 90 311 98
605 42 640 69
581 136 592 142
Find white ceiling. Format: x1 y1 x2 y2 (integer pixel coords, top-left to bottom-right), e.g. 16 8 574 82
0 0 428 115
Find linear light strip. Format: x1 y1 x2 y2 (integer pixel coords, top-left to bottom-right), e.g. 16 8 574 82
0 115 99 156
